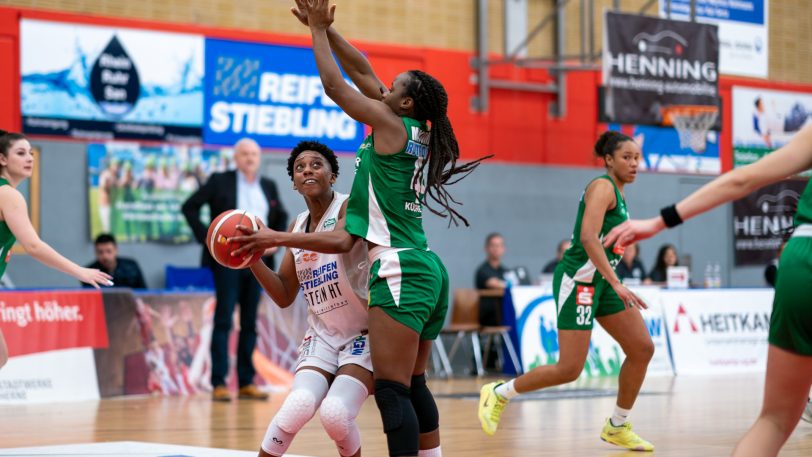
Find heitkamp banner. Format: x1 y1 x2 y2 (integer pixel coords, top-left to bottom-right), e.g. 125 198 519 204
602 12 719 125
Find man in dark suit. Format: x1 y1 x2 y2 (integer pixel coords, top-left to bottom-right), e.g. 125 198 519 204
182 138 287 402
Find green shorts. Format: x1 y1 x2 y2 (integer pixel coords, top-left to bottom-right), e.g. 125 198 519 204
769 236 812 355
368 248 449 340
553 266 626 330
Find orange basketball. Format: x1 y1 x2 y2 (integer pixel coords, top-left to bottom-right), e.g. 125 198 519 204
205 210 264 269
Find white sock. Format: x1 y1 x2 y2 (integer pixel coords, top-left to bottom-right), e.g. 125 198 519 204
494 379 519 400
418 446 442 457
610 405 631 427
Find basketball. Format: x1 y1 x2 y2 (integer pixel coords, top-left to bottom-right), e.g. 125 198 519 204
205 210 264 269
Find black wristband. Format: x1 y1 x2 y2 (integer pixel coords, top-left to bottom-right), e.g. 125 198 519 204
660 204 683 228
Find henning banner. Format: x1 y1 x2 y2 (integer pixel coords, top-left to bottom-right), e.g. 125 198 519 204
602 12 719 125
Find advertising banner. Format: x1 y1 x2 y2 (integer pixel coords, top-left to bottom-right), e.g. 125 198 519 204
20 19 204 142
510 285 672 377
204 38 364 151
602 12 719 125
0 290 107 403
733 180 807 266
662 289 773 374
87 142 232 243
609 123 720 174
660 0 767 78
733 86 812 174
95 290 306 397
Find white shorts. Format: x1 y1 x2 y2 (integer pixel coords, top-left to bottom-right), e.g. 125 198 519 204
295 328 373 374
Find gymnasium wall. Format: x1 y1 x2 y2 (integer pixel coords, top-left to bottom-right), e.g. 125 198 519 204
2 0 811 84
9 138 761 292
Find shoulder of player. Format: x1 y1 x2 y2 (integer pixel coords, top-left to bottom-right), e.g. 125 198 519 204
583 178 617 207
0 185 24 205
585 177 614 195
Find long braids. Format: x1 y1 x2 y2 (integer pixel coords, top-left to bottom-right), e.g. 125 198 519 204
406 70 490 227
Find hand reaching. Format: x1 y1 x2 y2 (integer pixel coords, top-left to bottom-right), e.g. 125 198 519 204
77 268 114 289
303 0 336 30
231 219 283 257
603 217 665 251
291 0 309 26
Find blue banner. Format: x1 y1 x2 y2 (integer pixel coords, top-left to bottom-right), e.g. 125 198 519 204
203 38 364 152
661 0 765 25
608 123 720 175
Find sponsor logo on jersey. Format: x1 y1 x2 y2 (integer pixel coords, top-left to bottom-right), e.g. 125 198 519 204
576 286 594 306
404 200 422 214
612 244 626 256
323 218 336 229
350 335 367 355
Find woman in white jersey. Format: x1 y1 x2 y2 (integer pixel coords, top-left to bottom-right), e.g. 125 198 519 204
249 141 371 457
604 123 812 456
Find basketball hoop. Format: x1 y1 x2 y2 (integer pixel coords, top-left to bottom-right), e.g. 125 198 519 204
661 105 719 153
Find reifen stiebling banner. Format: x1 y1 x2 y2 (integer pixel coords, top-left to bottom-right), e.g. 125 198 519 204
203 38 364 151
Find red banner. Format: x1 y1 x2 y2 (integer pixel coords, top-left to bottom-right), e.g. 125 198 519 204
0 290 109 357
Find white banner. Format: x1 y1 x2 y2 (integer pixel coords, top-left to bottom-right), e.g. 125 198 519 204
660 1 768 78
0 348 100 404
662 289 773 375
510 285 672 378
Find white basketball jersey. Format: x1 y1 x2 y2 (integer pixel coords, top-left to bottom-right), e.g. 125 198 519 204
293 192 369 345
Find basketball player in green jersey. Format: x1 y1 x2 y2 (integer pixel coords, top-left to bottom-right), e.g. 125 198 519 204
605 123 812 457
233 2 484 456
0 131 112 370
478 131 655 451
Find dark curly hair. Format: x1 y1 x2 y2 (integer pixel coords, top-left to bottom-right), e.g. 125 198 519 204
287 140 339 180
594 130 633 159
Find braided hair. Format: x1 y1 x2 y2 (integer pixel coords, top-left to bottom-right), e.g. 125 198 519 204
405 70 489 226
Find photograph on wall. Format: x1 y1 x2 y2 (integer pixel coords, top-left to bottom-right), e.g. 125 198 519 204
733 86 812 176
20 19 204 142
87 142 233 243
204 38 364 152
660 0 768 78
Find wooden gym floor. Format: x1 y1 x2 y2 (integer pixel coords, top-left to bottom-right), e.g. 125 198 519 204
2 374 811 456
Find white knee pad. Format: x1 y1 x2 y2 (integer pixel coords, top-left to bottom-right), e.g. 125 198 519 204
275 369 329 434
319 375 369 456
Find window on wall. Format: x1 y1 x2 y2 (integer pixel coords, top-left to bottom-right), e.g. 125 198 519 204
11 146 40 254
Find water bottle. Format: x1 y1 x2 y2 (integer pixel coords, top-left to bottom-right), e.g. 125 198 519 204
713 262 722 288
704 262 713 289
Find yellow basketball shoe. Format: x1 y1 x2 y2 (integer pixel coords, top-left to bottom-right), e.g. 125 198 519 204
600 419 654 451
478 381 509 436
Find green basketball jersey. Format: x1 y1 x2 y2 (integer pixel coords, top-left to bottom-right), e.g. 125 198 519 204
795 180 812 226
0 178 17 279
345 117 430 250
558 175 629 284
